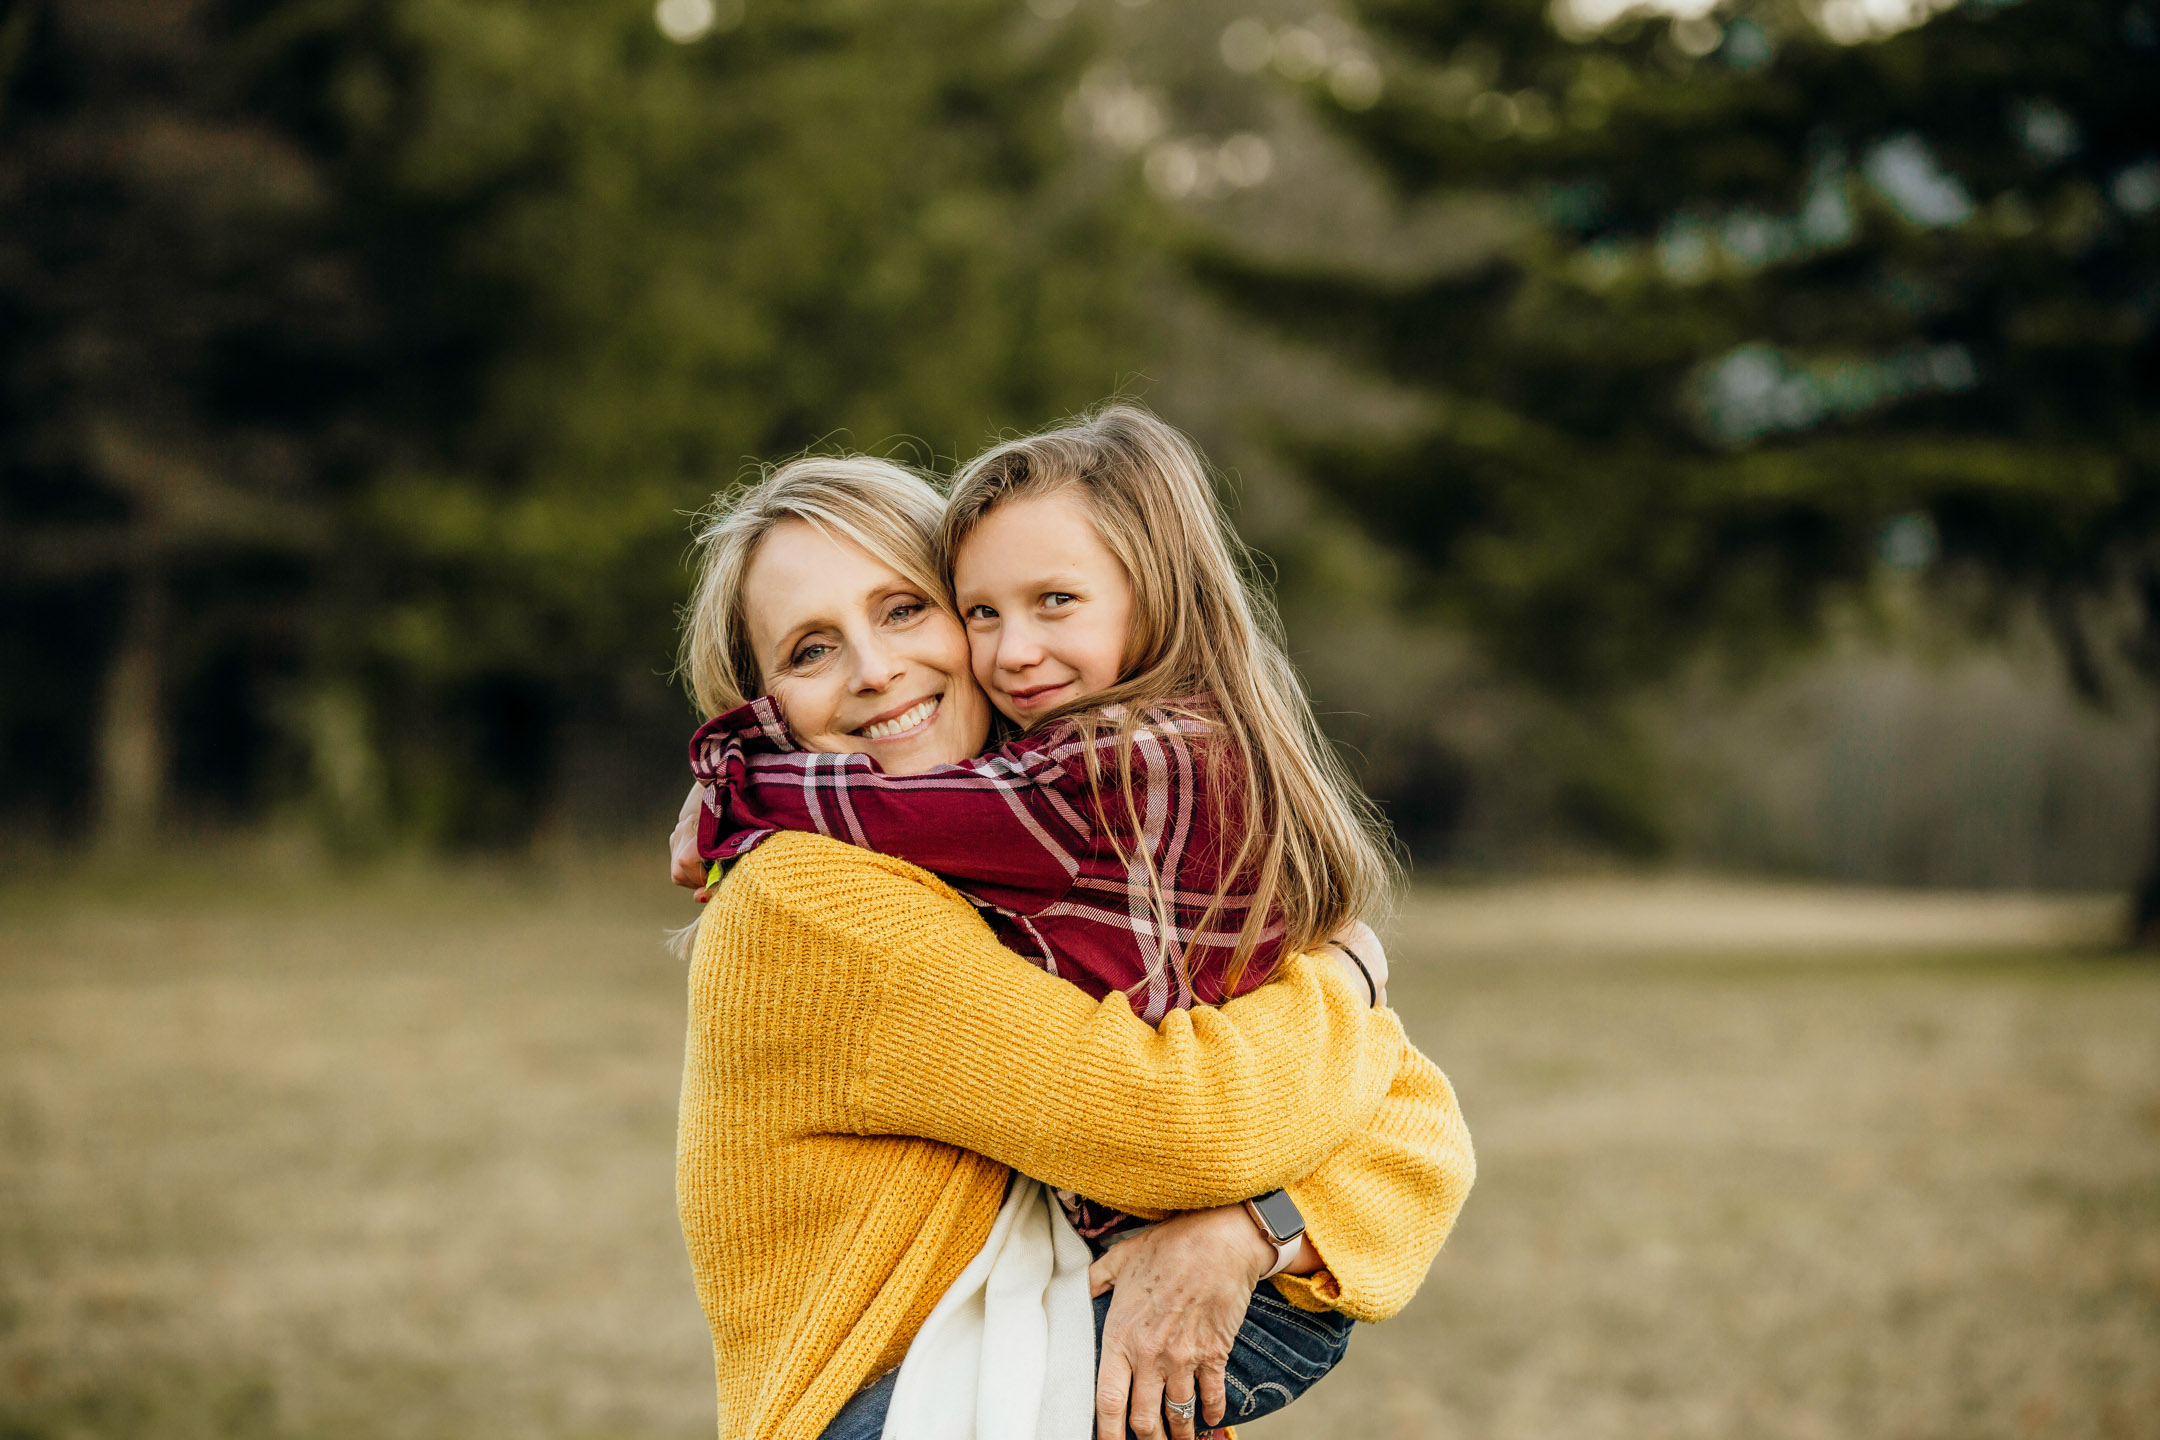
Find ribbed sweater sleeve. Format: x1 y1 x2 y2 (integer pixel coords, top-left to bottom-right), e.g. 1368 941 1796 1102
731 834 1404 1213
1272 1042 1476 1322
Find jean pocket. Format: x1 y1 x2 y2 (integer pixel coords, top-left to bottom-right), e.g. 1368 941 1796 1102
1226 1285 1355 1402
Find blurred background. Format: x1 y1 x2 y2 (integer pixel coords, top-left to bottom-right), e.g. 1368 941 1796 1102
3 0 2156 1436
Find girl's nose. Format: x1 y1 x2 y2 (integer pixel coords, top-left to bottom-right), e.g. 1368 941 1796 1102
996 622 1045 673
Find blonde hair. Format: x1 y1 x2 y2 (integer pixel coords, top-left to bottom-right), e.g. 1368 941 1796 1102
680 455 948 718
944 403 1399 985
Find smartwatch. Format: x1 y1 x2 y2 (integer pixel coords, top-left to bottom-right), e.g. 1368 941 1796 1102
1241 1188 1306 1280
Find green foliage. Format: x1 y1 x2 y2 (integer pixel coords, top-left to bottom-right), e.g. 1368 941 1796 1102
1 0 1153 845
1208 0 2156 693
304 0 1156 842
1202 0 2158 866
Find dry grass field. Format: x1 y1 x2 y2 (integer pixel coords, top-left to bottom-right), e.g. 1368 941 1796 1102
1 858 2154 1440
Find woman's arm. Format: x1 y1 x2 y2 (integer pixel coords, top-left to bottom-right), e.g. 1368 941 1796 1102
1272 1042 1476 1322
705 833 1405 1211
1073 1039 1475 1440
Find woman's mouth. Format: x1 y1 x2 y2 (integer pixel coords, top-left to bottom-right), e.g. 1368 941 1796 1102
855 695 940 740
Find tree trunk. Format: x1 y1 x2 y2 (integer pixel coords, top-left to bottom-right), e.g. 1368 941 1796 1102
93 565 167 854
2135 710 2160 949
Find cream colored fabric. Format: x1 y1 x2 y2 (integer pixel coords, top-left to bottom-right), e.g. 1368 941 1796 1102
884 1176 1096 1440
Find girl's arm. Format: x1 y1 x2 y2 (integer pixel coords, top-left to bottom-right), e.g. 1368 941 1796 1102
1328 918 1389 1005
691 698 1090 914
704 833 1410 1212
671 782 711 891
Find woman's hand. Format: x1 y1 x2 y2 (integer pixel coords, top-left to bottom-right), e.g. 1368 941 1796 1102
1328 918 1389 1006
1088 1205 1276 1440
671 783 716 900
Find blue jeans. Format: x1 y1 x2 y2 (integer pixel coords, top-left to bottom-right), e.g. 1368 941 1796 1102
818 1282 1353 1440
822 1368 900 1440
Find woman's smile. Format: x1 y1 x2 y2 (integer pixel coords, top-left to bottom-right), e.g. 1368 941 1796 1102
855 694 941 741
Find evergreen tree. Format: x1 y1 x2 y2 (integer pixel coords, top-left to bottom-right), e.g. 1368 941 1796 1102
1 0 1150 848
1203 0 2160 934
0 0 373 850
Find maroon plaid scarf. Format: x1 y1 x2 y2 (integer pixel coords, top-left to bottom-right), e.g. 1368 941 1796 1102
688 696 1283 1024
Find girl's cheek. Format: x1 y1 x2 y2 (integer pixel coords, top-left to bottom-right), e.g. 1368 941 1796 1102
1080 620 1130 691
966 632 1012 711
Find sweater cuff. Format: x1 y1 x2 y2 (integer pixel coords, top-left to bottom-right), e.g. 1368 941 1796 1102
1268 1267 1344 1313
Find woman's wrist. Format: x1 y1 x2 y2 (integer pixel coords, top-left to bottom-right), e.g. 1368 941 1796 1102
1278 1233 1325 1276
1218 1199 1331 1280
1199 1203 1281 1285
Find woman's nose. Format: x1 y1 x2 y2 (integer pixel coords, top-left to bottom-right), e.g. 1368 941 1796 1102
850 636 906 691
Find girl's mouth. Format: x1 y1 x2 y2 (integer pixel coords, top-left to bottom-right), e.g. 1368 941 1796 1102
856 695 940 740
1004 682 1070 711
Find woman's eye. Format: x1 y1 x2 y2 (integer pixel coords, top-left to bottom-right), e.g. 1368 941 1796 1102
888 601 926 623
791 643 832 668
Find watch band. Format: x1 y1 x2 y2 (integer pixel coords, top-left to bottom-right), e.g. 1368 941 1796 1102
1254 1229 1300 1280
1242 1195 1304 1279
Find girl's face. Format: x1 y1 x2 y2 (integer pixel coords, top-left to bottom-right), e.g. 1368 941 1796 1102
952 488 1136 727
742 520 992 775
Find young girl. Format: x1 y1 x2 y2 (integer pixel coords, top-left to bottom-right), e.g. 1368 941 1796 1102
680 405 1400 1431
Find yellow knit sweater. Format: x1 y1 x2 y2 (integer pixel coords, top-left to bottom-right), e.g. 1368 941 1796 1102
677 833 1475 1440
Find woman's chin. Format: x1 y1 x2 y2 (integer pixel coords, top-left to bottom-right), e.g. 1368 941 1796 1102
876 735 964 775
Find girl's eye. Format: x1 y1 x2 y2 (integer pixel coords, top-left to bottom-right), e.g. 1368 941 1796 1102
964 604 998 622
1042 592 1076 610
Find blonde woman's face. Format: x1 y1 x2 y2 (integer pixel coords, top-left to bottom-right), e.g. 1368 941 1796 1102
953 489 1135 727
742 521 991 775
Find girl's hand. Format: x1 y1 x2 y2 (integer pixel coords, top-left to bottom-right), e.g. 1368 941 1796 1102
1087 1205 1275 1440
671 784 714 899
1328 918 1389 1006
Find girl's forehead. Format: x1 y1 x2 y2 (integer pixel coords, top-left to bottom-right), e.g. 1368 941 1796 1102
955 490 1116 580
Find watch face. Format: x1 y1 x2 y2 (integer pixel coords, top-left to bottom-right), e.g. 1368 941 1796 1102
1251 1188 1305 1239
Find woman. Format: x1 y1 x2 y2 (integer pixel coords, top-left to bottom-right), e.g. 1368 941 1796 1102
671 456 1474 1440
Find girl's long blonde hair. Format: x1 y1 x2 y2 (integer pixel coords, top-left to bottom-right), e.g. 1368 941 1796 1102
943 404 1399 985
679 455 949 718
